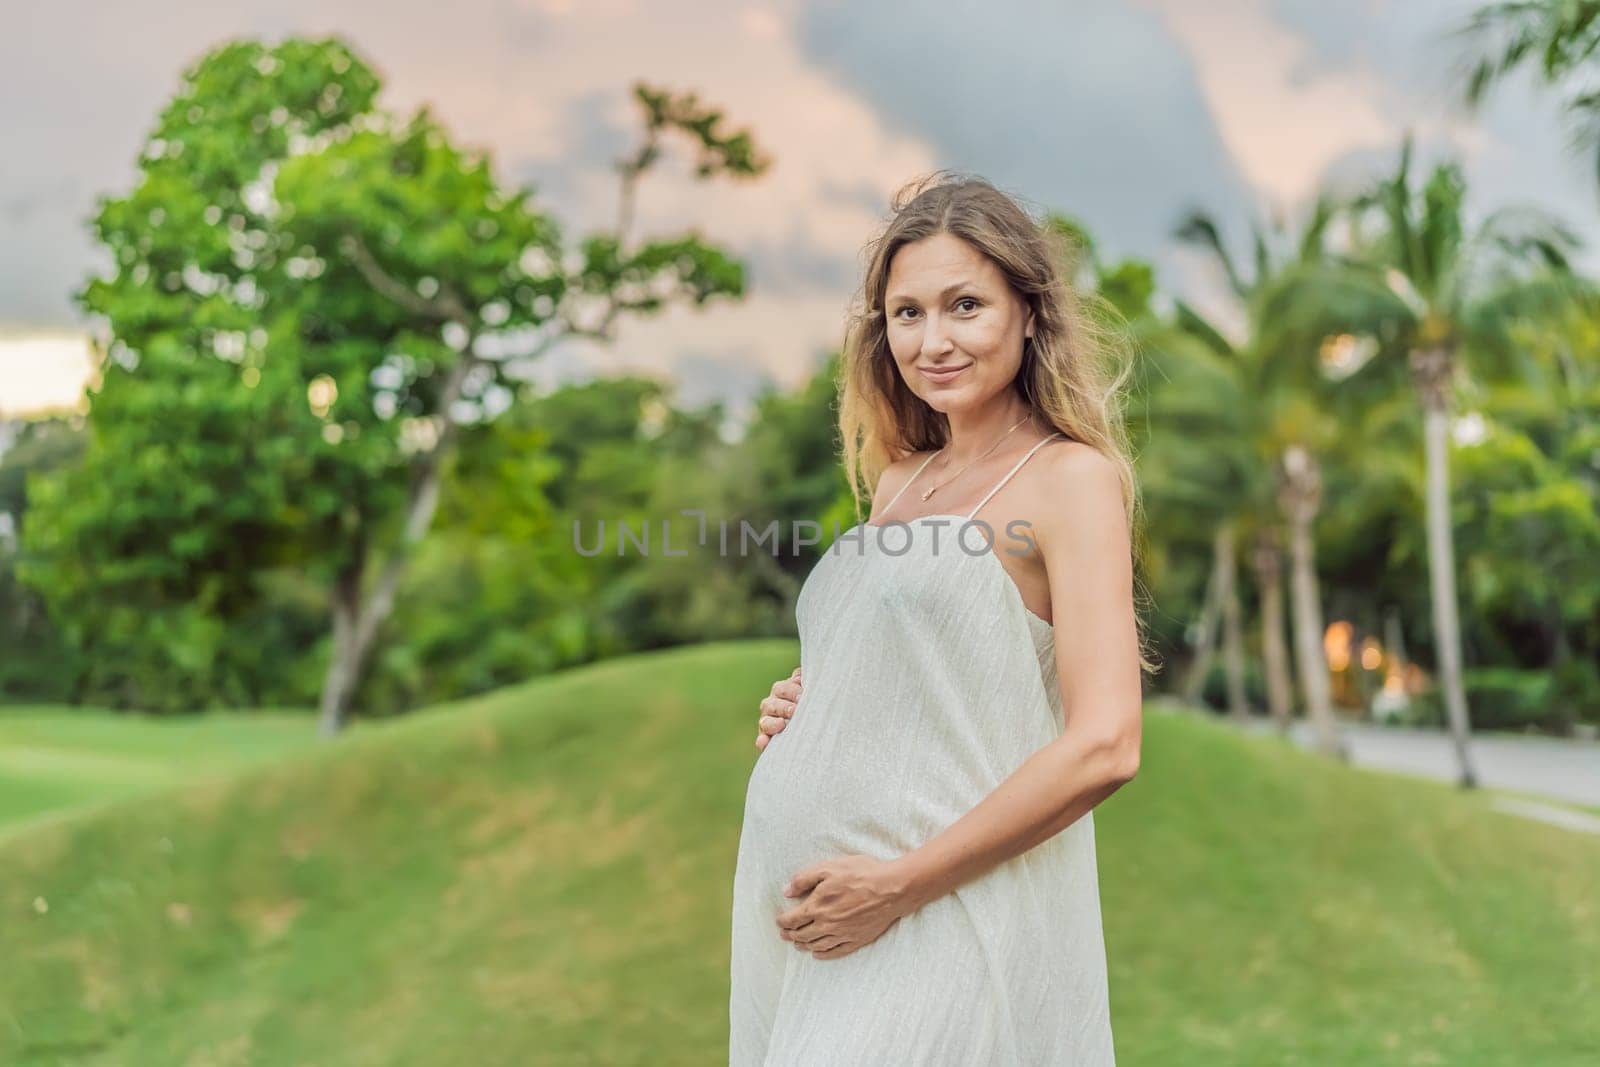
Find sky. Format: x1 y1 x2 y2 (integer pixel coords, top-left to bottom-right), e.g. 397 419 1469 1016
2 0 1596 424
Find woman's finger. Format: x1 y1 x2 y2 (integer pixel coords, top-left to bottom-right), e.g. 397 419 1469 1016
798 927 838 948
757 668 804 748
760 695 797 720
791 927 826 948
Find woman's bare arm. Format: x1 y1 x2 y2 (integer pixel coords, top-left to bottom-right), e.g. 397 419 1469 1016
884 446 1143 912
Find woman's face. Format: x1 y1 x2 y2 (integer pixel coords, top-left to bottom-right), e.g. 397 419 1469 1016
883 231 1034 414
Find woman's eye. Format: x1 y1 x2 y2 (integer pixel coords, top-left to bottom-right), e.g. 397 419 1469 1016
894 306 918 320
956 297 980 313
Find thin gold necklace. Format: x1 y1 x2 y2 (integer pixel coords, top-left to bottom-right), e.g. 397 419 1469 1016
918 414 1032 502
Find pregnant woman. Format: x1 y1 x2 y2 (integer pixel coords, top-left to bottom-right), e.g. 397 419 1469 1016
728 172 1150 1065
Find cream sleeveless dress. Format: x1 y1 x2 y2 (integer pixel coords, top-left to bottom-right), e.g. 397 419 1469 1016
729 432 1116 1065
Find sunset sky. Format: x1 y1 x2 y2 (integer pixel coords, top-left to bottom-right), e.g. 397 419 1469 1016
3 0 1596 422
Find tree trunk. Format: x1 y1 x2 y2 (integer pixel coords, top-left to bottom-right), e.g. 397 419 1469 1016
318 557 365 737
1181 535 1223 708
1384 608 1408 674
1278 444 1346 760
1216 520 1250 720
1412 343 1478 787
316 349 477 736
1252 529 1295 735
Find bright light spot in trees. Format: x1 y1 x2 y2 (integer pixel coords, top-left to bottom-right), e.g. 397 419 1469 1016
1324 620 1353 672
481 383 512 418
519 246 553 276
399 415 440 455
212 331 247 362
1452 411 1487 446
308 374 337 417
370 363 404 390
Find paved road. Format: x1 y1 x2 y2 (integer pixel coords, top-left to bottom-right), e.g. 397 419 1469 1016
1232 717 1600 811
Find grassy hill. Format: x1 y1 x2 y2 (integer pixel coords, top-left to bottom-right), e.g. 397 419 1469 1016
2 640 1597 1065
0 710 312 839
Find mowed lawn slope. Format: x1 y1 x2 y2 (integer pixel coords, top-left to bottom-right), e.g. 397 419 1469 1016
2 641 1597 1065
0 710 313 838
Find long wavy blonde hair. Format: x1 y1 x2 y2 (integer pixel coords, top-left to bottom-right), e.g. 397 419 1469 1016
836 170 1158 676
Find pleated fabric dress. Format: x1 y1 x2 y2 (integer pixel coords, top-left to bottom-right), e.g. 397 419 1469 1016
729 432 1116 1065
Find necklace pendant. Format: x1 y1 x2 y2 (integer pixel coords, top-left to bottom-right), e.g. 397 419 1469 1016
920 487 935 501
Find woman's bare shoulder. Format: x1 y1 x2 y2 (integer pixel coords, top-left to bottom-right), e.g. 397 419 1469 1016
1023 440 1124 536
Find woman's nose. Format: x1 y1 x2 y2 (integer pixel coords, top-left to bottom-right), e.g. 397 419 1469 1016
920 314 954 357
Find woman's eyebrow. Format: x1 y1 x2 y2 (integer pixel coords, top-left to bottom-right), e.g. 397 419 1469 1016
886 280 979 305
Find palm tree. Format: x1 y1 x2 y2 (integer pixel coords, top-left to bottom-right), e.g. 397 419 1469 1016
1134 316 1267 726
1146 199 1360 758
1267 135 1581 787
1039 214 1260 723
1456 1 1600 185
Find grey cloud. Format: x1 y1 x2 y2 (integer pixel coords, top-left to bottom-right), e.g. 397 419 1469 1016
793 0 1259 267
740 226 862 294
816 175 894 219
1266 0 1600 269
506 87 636 225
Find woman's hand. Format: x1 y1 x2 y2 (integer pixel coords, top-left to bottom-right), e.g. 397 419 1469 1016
755 666 802 752
774 854 911 960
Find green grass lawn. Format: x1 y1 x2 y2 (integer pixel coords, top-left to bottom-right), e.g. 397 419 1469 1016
0 708 315 839
2 642 1597 1065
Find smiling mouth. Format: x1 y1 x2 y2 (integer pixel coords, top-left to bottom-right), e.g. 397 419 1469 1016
920 363 971 382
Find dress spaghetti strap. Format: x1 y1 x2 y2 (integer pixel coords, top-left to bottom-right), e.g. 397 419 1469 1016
881 449 942 513
966 432 1065 520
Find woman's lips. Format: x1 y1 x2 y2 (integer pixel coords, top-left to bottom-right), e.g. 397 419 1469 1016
919 362 971 383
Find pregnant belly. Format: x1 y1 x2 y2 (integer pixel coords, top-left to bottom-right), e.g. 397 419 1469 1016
737 711 945 893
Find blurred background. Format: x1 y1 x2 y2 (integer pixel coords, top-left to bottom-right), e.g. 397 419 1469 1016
1 1 1597 1064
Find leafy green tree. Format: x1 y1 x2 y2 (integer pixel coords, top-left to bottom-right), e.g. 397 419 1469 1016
1042 214 1159 324
1455 307 1600 726
20 37 770 732
1452 402 1600 717
363 376 652 709
0 418 88 701
0 417 87 539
